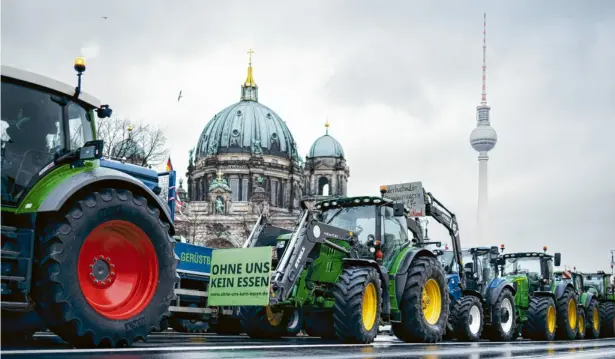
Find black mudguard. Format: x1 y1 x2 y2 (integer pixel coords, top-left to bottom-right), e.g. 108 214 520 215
554 282 574 300
342 258 391 319
38 166 175 233
462 288 483 300
393 249 436 306
487 281 516 308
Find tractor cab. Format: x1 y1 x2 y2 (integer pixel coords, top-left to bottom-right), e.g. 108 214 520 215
315 195 409 268
463 246 500 293
1 58 111 207
584 272 609 299
500 250 561 293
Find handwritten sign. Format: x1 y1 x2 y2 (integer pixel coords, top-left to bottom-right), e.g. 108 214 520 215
384 181 425 217
208 246 273 306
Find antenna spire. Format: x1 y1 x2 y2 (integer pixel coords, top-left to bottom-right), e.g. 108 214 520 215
481 13 488 104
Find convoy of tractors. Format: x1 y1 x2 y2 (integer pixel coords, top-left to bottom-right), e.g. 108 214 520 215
1 59 614 349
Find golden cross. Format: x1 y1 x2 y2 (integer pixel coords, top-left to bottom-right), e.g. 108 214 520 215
247 48 255 66
216 169 224 181
325 119 329 134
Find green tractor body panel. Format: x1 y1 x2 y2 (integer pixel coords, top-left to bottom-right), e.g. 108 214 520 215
10 162 94 213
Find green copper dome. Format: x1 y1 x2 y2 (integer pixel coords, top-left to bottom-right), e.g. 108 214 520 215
194 60 300 161
308 122 345 158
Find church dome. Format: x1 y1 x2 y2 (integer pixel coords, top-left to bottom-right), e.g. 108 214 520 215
194 56 299 161
308 122 345 158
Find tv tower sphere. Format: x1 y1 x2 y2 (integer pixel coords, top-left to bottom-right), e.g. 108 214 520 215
470 111 498 152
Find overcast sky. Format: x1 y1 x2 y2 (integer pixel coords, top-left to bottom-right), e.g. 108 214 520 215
2 0 614 271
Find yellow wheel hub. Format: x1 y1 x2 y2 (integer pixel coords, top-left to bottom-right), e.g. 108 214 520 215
579 313 584 333
421 279 442 325
266 306 284 327
593 308 600 331
567 299 577 329
547 305 556 334
362 282 378 331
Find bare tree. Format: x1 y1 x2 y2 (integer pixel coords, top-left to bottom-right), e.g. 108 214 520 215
96 116 169 167
175 209 207 245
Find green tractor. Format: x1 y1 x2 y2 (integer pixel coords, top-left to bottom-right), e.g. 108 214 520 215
498 247 578 341
217 182 465 344
1 59 178 347
580 271 615 338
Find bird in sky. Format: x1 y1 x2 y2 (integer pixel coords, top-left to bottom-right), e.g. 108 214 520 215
101 16 108 19
177 90 183 102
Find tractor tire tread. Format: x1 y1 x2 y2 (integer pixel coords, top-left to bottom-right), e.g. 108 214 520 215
586 298 601 339
32 188 179 348
450 295 483 342
483 288 516 342
599 302 615 338
555 287 578 340
525 296 556 341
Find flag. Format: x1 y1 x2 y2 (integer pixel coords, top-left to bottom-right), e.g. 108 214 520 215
166 157 173 171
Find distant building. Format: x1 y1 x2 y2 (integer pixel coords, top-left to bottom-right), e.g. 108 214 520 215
182 52 350 248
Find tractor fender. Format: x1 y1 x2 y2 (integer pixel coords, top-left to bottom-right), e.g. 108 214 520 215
38 166 175 233
447 273 463 302
584 292 595 308
554 281 575 300
533 290 555 298
394 249 436 306
462 289 483 301
342 258 390 318
486 278 516 307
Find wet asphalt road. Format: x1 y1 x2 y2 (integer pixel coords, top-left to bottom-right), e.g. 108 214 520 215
1 331 615 359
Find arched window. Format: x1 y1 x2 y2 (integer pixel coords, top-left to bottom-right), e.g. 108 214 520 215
318 177 329 196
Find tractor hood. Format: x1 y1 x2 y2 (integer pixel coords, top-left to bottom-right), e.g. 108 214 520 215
99 159 159 192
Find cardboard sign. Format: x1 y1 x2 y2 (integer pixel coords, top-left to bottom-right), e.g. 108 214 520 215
384 181 426 217
208 246 273 306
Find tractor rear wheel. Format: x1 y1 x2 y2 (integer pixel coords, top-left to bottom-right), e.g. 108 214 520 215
577 308 586 339
32 188 178 348
555 287 578 340
483 288 516 341
450 295 483 342
586 299 601 339
392 256 448 343
525 296 557 340
304 312 336 339
240 306 289 339
332 266 382 343
599 302 615 338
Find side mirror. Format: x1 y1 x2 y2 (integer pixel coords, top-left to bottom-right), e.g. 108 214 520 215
489 246 499 262
79 140 104 160
97 104 113 119
393 202 405 216
554 252 561 267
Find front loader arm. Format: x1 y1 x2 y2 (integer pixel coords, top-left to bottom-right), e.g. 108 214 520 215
269 212 357 305
424 191 465 283
243 213 267 248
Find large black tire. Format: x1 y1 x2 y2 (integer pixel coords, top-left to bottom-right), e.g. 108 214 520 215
585 298 601 339
213 314 242 335
239 306 289 339
169 316 209 333
285 309 302 337
525 296 556 341
304 312 336 339
450 295 483 342
577 307 586 340
555 287 578 340
599 302 615 338
483 288 516 342
392 256 448 343
333 267 382 343
32 188 178 348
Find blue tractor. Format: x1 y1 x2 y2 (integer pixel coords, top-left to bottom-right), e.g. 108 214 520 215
438 246 517 341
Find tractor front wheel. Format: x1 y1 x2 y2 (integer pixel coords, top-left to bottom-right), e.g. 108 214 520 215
525 296 557 341
240 306 289 339
577 307 586 339
392 256 448 343
599 302 615 338
555 288 578 340
333 266 382 343
32 188 178 348
483 288 516 341
586 299 601 339
450 295 483 342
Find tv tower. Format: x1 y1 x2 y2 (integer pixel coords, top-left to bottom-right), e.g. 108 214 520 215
470 13 498 245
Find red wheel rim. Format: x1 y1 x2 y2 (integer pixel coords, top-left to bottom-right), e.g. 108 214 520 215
77 220 159 320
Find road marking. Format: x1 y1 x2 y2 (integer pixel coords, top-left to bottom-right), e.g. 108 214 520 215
2 338 614 356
